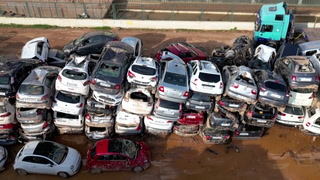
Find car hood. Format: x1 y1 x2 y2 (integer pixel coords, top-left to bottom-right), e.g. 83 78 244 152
60 147 81 168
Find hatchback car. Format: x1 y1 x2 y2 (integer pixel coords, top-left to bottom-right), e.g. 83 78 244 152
156 57 189 103
152 98 182 119
185 91 214 112
86 138 151 173
288 88 314 107
53 111 84 134
144 115 177 135
127 56 159 89
252 69 289 110
0 145 8 171
274 56 319 91
188 60 223 95
62 31 119 56
13 140 82 178
0 131 18 146
156 42 208 63
115 107 143 135
121 88 154 115
173 109 204 137
0 58 44 98
92 89 124 106
208 105 239 131
298 40 320 57
302 107 320 135
276 105 305 126
21 37 50 62
199 120 231 144
52 91 85 115
16 66 61 109
222 65 258 104
56 56 95 96
244 102 277 128
215 96 247 116
234 123 265 140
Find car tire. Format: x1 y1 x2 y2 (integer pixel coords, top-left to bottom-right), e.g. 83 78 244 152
58 171 69 178
132 166 144 172
15 168 28 176
90 168 101 174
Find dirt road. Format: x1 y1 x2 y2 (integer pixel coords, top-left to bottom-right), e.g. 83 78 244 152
1 27 320 180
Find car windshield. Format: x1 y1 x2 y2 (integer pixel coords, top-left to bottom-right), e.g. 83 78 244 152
56 112 79 119
74 34 86 45
164 72 186 86
34 141 68 164
159 99 180 110
296 63 313 72
19 85 44 95
265 81 287 92
199 73 220 83
62 69 87 80
190 92 212 101
108 139 137 159
56 91 80 103
131 65 156 75
283 106 303 115
0 76 10 85
97 63 121 78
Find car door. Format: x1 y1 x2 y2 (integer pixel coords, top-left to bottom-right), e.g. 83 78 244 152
21 156 56 175
45 74 57 101
108 154 131 171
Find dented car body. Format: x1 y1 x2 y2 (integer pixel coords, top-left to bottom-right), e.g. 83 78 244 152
173 109 204 137
245 102 277 128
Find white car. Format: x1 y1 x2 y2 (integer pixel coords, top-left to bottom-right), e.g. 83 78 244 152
115 107 143 135
121 36 142 58
188 60 223 95
144 115 177 135
276 105 305 126
253 44 276 63
127 57 158 88
21 37 50 62
288 89 314 107
52 91 85 115
13 140 81 178
0 97 16 125
53 111 84 134
303 107 320 135
55 56 94 96
92 90 124 106
0 145 7 171
16 108 48 124
121 87 154 115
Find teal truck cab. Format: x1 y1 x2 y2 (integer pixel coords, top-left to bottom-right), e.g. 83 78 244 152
253 2 294 46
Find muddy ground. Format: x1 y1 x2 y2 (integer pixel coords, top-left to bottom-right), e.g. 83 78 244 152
1 27 320 180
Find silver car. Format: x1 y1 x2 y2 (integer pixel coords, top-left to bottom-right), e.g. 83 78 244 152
16 66 61 109
156 54 189 103
152 98 182 119
222 65 258 104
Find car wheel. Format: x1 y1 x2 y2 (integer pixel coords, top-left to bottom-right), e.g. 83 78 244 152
132 166 143 172
90 168 101 174
58 171 69 178
15 168 28 176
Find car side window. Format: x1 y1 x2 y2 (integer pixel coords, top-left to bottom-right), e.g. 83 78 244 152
37 42 44 56
261 25 273 32
114 155 127 161
45 75 56 88
23 156 53 165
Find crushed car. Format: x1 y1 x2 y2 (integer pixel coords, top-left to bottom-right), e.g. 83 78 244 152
173 109 204 137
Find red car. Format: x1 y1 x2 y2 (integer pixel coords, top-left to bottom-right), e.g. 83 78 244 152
155 42 208 63
86 138 151 173
173 109 204 136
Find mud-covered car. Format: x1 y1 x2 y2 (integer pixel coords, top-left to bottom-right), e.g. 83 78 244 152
0 131 18 146
92 89 124 106
274 56 319 91
115 107 143 135
185 91 214 112
276 105 304 126
144 115 178 135
155 42 208 63
199 120 231 144
16 66 60 109
16 108 51 124
234 123 265 140
21 37 50 62
298 40 320 57
173 109 204 137
208 105 239 131
215 96 247 116
52 91 85 115
252 69 289 111
19 117 55 143
62 31 119 56
251 44 276 69
0 97 16 126
0 145 7 171
121 88 154 115
302 107 320 135
222 65 258 104
53 111 84 134
288 88 314 107
244 102 277 128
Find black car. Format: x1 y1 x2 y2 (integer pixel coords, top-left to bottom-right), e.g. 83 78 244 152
62 31 119 56
0 56 44 98
215 96 247 115
234 123 265 140
200 120 232 144
244 102 278 128
90 41 134 95
185 91 214 112
208 105 239 131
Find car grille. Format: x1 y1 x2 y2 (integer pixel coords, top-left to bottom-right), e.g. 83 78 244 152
133 80 149 85
99 96 115 102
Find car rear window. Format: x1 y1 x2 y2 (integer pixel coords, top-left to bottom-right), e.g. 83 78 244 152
56 111 79 119
164 72 186 86
0 76 10 85
97 63 121 78
56 91 80 103
199 73 220 83
62 69 87 80
283 106 303 115
159 99 180 110
235 74 254 85
19 85 44 95
190 92 212 101
296 64 313 72
265 81 287 92
131 65 156 75
130 92 149 102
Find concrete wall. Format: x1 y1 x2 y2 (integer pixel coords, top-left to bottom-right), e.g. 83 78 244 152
0 17 319 30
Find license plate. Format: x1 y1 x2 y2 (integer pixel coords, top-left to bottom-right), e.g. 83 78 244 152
203 85 213 89
257 120 267 123
186 115 196 119
239 132 249 135
100 82 111 87
67 82 76 86
270 94 281 98
155 120 163 124
95 104 105 108
195 106 205 109
229 104 239 107
221 123 230 126
0 92 5 95
300 77 312 81
212 137 222 139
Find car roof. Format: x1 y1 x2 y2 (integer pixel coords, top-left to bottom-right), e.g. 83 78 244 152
94 139 109 155
133 57 156 68
83 31 117 38
22 66 59 85
165 42 194 53
0 58 42 75
21 141 41 155
64 57 89 71
100 41 134 65
165 59 187 75
278 43 299 58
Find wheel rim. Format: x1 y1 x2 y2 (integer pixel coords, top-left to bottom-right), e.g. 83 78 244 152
58 172 68 178
17 169 27 175
91 168 101 174
133 166 143 172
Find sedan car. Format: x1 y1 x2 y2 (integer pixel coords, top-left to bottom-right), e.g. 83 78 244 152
302 107 320 135
13 140 82 178
244 102 278 128
62 31 119 56
276 105 305 126
52 91 85 115
16 66 61 109
173 109 204 137
274 56 319 92
234 123 265 140
152 98 182 119
156 55 189 103
86 138 151 173
121 88 154 115
155 42 208 63
252 69 289 110
222 65 258 104
0 145 8 171
21 37 50 62
185 91 214 112
144 115 178 135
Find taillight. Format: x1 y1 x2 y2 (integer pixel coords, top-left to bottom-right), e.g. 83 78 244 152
0 123 14 129
218 101 225 106
128 71 135 78
147 102 152 107
224 135 230 139
251 89 257 95
136 125 142 131
16 93 20 99
309 93 314 99
278 112 286 116
41 94 48 100
232 83 239 88
57 75 62 82
247 111 253 118
37 109 43 115
113 38 119 41
179 104 182 113
77 103 83 108
292 75 297 81
0 112 11 117
173 126 178 131
124 97 129 102
298 116 304 119
316 76 319 82
192 79 198 86
219 82 223 89
150 77 157 82
167 120 173 123
115 84 120 90
306 122 311 127
183 91 189 97
90 79 96 85
42 121 49 129
159 86 164 92
53 119 56 123
83 80 90 86
205 135 211 140
85 114 91 121
260 87 266 91
235 130 240 136
146 116 153 121
52 97 57 103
